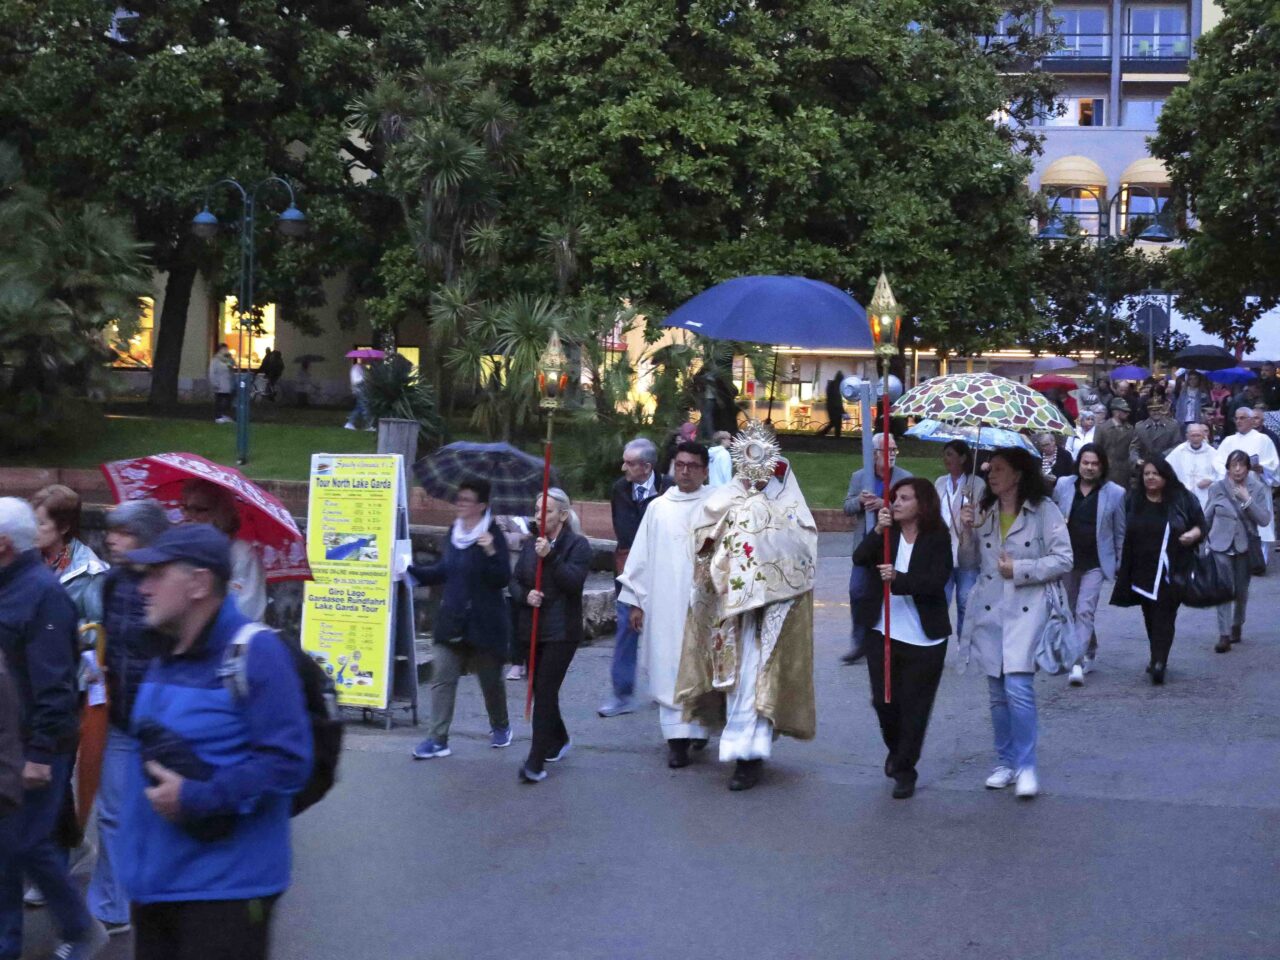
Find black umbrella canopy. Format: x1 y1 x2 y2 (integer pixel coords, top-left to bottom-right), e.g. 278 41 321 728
1174 344 1236 372
414 442 561 517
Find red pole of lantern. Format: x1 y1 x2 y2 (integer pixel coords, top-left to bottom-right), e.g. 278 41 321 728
868 273 901 704
524 414 554 721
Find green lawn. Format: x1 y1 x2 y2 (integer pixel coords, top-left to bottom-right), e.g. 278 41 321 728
787 452 940 510
11 413 377 482
16 407 949 508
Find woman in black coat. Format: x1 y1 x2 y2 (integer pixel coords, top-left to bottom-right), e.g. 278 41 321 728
1110 455 1205 684
511 487 592 783
853 477 954 799
409 478 513 759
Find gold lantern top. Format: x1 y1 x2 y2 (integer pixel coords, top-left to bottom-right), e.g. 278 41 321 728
868 272 902 359
537 331 570 410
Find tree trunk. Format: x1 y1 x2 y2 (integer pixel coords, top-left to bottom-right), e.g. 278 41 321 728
149 251 200 407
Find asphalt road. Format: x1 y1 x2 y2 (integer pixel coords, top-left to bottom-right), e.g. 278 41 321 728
26 534 1280 960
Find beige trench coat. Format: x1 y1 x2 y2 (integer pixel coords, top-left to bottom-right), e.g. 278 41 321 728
959 499 1073 676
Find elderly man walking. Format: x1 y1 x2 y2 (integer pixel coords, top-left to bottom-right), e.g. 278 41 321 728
842 433 911 663
1094 398 1136 490
0 498 108 960
1168 423 1219 509
600 438 672 717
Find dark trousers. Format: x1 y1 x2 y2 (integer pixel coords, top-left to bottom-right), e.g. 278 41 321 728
134 896 279 960
214 392 232 418
865 633 948 783
526 641 578 773
1140 590 1180 666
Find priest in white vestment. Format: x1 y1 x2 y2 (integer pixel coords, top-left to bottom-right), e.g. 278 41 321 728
617 442 714 768
676 422 818 791
1216 407 1279 543
1167 422 1219 509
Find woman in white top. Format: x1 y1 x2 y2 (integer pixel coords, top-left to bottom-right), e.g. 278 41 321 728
852 478 954 799
934 440 986 639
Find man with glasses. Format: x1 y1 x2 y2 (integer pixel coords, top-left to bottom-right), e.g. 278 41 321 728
618 442 714 766
121 524 311 960
842 433 911 664
179 480 266 620
600 439 672 717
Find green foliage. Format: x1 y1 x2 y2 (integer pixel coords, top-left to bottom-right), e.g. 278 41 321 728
1151 0 1280 348
0 144 150 451
359 359 446 447
1027 235 1187 365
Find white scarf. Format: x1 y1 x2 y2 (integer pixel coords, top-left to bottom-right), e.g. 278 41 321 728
451 510 493 550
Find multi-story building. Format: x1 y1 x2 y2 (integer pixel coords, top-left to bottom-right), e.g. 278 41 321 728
1026 0 1219 235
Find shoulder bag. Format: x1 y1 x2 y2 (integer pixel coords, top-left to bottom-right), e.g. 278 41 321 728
1032 508 1081 675
1224 490 1267 577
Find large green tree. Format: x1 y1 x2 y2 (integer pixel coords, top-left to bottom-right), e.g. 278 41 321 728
499 0 1059 355
1151 0 1280 349
0 0 431 404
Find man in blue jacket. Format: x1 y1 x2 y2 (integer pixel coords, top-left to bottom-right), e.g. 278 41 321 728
0 497 107 960
121 524 312 960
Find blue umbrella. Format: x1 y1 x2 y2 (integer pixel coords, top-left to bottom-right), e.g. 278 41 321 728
1110 364 1150 380
1207 366 1257 386
906 419 1039 455
661 275 871 349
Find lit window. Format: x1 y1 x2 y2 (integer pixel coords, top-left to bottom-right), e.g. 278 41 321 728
219 297 276 370
108 296 155 368
1045 97 1106 127
1120 184 1175 232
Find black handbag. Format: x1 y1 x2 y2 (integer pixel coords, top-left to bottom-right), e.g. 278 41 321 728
1176 543 1237 608
1224 493 1268 577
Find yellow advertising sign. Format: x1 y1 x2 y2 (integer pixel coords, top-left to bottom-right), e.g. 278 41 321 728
301 454 401 709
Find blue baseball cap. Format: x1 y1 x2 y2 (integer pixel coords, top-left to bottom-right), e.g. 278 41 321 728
125 523 232 580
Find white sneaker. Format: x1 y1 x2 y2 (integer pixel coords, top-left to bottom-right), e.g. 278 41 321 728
505 665 524 681
985 766 1016 789
1015 767 1039 799
1068 664 1085 686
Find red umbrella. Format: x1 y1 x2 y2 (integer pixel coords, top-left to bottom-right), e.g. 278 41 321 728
101 453 311 581
1028 375 1078 392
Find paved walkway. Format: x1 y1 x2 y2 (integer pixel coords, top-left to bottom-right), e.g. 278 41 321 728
27 535 1280 959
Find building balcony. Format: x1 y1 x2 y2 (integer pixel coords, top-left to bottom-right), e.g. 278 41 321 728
1043 33 1111 72
1121 33 1190 70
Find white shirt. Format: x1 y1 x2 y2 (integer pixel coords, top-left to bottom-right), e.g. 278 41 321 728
707 445 733 486
632 470 656 501
877 538 940 646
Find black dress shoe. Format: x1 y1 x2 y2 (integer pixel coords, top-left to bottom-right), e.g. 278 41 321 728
667 739 691 769
1151 662 1166 685
841 648 865 665
892 777 916 799
728 759 763 791
884 754 897 779
690 738 709 752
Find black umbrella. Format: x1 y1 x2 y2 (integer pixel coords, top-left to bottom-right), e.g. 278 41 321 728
293 353 326 364
413 442 560 516
1173 344 1236 372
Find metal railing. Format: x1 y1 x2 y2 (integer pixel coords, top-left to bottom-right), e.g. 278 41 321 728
1045 33 1110 58
1122 33 1191 58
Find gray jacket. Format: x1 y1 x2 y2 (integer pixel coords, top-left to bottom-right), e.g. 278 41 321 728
1052 476 1127 579
959 498 1074 676
1204 476 1272 555
844 465 913 554
0 651 20 816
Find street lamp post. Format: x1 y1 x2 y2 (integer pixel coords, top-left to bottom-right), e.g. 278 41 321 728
191 177 308 465
1037 185 1173 381
868 272 901 704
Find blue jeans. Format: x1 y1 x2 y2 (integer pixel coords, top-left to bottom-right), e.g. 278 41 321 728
0 754 93 959
610 600 639 699
87 729 139 925
987 673 1037 772
944 567 980 639
848 563 872 653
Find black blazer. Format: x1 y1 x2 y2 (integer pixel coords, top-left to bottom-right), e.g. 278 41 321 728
511 529 592 646
1110 487 1206 607
610 473 673 552
409 521 513 657
853 527 954 640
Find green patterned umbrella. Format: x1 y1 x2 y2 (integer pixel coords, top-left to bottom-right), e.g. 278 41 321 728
894 372 1074 436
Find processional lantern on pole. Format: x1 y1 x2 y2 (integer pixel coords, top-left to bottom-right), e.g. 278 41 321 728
526 331 570 719
868 272 901 703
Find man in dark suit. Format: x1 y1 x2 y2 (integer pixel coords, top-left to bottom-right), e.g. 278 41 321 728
599 439 673 717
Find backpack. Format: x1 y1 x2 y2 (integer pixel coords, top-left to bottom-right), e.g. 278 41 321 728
221 623 343 817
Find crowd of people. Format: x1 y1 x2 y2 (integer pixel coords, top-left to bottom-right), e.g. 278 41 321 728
0 478 303 960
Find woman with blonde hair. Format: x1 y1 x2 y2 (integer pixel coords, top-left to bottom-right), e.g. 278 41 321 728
510 487 591 783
